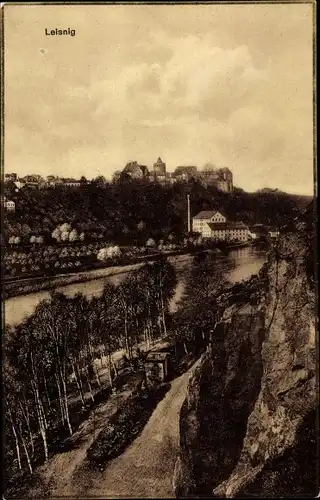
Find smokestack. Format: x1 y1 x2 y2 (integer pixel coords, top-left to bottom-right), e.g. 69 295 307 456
187 194 191 233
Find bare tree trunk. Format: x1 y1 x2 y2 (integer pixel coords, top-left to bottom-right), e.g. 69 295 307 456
93 362 101 388
111 357 118 378
85 366 95 403
157 313 162 336
18 423 33 474
160 288 167 337
71 358 85 406
30 353 48 460
107 352 113 389
19 400 34 455
147 318 152 347
60 364 72 436
39 397 48 430
32 384 48 461
124 313 130 358
9 410 22 471
42 369 53 414
55 371 65 425
75 360 85 395
143 325 147 346
88 339 101 387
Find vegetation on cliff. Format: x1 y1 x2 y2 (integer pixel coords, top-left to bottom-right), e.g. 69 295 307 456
173 205 317 498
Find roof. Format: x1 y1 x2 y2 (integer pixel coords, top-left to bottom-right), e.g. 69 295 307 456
193 210 221 220
140 165 149 175
208 221 249 230
146 351 170 362
154 157 165 164
174 166 198 175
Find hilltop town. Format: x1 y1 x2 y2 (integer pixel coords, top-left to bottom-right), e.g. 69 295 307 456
4 158 233 193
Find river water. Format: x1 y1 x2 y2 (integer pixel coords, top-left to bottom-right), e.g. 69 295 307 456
4 246 267 327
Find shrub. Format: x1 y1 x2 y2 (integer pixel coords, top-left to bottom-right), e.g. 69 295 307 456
86 384 170 467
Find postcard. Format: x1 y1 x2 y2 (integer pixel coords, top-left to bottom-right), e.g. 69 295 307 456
2 2 317 498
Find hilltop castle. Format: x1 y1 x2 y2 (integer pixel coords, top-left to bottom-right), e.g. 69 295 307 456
117 158 233 192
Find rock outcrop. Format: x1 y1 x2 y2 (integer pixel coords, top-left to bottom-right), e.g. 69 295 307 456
173 207 317 497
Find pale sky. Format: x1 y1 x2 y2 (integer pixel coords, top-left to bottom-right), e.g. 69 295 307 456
4 3 314 194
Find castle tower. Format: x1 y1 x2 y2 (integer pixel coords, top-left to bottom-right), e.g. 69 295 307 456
153 157 166 175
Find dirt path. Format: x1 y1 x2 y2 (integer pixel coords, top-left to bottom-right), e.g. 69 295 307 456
28 382 139 498
30 365 195 498
71 366 196 498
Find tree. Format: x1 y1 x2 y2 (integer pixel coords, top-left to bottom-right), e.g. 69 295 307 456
59 223 72 233
146 238 156 248
137 221 146 231
97 245 121 261
69 229 79 242
32 294 73 437
96 284 119 387
61 231 69 242
52 227 61 241
92 175 106 187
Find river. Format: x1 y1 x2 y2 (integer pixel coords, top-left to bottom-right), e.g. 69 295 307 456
4 246 267 327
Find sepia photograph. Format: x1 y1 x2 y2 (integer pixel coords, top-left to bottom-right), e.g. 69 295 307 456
1 1 317 498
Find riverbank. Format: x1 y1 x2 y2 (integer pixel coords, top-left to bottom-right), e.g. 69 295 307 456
4 247 267 327
3 242 254 300
3 249 193 300
2 262 144 300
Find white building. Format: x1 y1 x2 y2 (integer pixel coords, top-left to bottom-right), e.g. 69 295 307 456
2 197 15 212
208 221 250 241
192 210 227 237
193 210 249 241
269 230 280 239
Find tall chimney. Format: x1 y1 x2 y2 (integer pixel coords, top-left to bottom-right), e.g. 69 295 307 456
187 194 191 233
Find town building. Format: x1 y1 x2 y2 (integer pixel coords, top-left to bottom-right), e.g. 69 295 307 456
268 229 280 239
13 181 25 191
118 158 234 192
193 210 249 241
201 167 233 192
122 161 149 180
193 210 227 237
4 173 17 182
61 178 81 187
48 178 64 187
145 351 171 386
2 197 15 212
209 221 250 241
173 166 198 182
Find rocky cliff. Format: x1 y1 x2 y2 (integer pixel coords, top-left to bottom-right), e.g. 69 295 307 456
173 208 317 497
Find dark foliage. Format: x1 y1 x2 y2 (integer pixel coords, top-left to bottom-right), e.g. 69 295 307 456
86 383 171 467
4 180 310 246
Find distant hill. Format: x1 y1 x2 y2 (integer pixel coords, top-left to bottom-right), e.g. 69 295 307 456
256 188 312 210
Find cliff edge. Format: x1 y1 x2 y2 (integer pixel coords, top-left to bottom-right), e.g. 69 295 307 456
173 206 317 497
